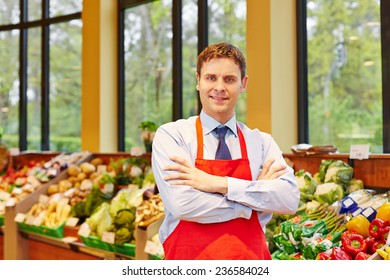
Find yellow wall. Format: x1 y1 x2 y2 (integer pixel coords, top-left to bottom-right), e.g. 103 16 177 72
81 0 297 153
247 0 297 152
81 0 118 152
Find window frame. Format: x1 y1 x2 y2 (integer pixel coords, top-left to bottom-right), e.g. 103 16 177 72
296 0 390 153
117 0 209 151
0 0 81 151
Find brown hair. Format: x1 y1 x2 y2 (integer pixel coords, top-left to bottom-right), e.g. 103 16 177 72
196 42 246 79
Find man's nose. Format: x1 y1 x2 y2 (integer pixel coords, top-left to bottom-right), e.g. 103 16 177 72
214 78 226 92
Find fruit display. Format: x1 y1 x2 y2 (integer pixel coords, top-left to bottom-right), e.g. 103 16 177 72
0 152 90 204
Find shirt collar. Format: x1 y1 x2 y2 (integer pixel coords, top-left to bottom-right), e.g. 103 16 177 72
199 111 238 137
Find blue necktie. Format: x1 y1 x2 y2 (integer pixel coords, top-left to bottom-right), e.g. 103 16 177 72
215 126 232 160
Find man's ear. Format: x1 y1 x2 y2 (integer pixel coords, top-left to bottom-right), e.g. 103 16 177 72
240 75 249 92
196 72 200 91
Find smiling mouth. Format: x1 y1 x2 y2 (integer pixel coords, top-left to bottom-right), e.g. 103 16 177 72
210 96 228 102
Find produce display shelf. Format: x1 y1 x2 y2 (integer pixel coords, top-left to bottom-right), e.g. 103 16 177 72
19 230 135 260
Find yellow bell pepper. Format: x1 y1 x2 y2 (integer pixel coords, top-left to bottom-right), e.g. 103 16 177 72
346 214 370 238
376 202 390 223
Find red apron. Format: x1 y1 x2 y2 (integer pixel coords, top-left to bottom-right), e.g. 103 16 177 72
162 117 271 260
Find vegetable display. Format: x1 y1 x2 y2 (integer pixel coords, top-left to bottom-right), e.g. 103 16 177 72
269 157 390 260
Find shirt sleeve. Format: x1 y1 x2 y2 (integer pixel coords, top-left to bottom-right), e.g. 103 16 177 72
151 123 252 224
226 134 300 215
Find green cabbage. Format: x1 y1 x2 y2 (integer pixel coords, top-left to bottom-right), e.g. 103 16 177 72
295 170 318 202
317 160 354 193
314 182 345 205
347 179 364 194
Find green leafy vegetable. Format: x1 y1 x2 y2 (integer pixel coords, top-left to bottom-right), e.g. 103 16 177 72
314 182 345 205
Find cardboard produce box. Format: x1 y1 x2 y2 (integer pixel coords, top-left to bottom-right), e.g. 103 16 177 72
135 217 163 260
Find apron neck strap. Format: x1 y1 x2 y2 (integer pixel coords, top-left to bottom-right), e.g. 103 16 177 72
196 116 248 159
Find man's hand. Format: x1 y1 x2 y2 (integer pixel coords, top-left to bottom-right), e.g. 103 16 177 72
257 158 288 180
163 156 228 194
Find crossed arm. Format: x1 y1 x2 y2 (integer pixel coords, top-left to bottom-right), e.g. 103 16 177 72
163 156 289 194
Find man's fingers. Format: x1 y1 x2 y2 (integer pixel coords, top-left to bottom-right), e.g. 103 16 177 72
169 156 191 167
268 169 288 180
269 163 287 173
258 159 275 178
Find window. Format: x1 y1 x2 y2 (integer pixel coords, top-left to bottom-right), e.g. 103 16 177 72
0 0 82 152
119 0 247 151
297 0 390 153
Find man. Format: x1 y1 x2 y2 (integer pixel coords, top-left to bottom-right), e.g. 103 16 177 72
151 43 299 260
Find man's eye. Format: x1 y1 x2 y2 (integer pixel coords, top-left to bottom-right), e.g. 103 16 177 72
207 76 216 81
225 77 235 83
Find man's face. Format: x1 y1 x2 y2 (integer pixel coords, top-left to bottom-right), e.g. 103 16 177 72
196 58 248 124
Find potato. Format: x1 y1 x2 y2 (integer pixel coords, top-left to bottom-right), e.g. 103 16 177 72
47 184 59 195
76 172 87 182
58 180 72 192
90 157 104 167
80 162 96 174
67 165 81 176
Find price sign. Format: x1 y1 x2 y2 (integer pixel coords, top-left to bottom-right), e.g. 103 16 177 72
66 217 79 227
350 144 370 160
78 222 91 237
101 231 115 244
14 213 26 223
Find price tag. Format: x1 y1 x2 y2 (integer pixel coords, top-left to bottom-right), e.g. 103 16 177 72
361 206 376 222
97 165 107 173
11 187 22 195
342 197 355 208
5 197 16 207
14 213 26 223
0 191 11 201
78 222 91 238
351 207 362 217
25 215 36 225
350 144 370 160
144 240 164 257
65 217 79 227
103 183 114 194
101 231 115 244
33 211 46 226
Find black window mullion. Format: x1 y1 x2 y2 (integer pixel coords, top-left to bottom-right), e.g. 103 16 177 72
197 0 208 114
381 0 390 153
172 0 182 121
296 0 309 144
118 5 125 151
41 0 50 150
19 0 28 151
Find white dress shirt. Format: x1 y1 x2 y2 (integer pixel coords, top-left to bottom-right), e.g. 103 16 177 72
151 111 300 243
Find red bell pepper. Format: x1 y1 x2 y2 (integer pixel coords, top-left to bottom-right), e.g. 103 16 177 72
330 247 352 260
365 236 376 254
372 240 386 252
341 229 358 243
369 218 388 239
316 250 332 260
342 233 367 258
381 225 390 242
355 251 371 260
